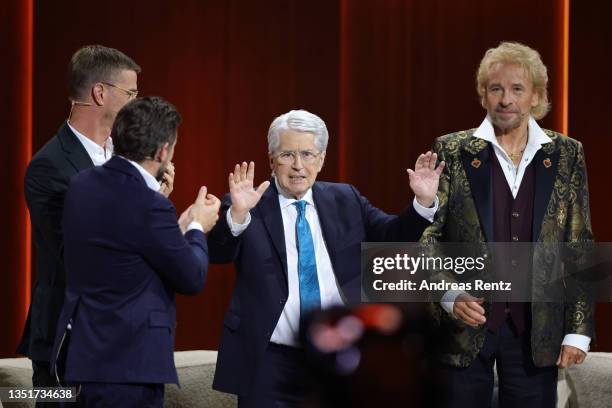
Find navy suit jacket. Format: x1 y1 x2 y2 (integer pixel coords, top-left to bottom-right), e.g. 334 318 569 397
50 156 208 384
208 180 430 396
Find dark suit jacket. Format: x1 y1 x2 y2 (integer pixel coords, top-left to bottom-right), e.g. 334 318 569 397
50 156 208 384
208 180 431 396
420 129 594 368
17 122 94 362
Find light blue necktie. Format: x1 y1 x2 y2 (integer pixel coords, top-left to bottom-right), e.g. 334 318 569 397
293 200 321 323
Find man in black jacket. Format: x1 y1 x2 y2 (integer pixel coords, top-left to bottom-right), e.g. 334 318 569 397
16 45 150 403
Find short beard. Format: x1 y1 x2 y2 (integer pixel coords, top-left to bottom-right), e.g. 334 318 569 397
490 110 525 133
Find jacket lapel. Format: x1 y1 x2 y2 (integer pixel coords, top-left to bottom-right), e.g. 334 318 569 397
58 122 94 171
312 182 340 277
258 181 288 287
461 140 494 242
532 145 560 241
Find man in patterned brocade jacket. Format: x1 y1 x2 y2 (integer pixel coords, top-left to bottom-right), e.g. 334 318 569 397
420 42 594 408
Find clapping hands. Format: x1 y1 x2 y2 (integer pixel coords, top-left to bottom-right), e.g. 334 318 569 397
179 186 221 234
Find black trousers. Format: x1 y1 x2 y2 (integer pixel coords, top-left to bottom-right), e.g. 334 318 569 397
73 383 164 408
32 360 60 408
437 319 558 408
238 343 312 408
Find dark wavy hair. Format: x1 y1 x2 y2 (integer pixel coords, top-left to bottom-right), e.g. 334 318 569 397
112 96 182 162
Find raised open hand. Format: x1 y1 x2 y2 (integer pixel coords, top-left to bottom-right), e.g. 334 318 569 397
229 161 270 223
407 151 445 208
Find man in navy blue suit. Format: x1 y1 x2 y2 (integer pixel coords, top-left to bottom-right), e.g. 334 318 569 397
208 109 445 406
51 96 220 407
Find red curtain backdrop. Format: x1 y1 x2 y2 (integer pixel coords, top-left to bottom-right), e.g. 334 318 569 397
570 0 612 352
339 0 564 214
1 0 610 357
1 0 32 358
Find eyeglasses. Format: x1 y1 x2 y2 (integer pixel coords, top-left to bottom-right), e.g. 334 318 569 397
101 82 138 100
275 150 322 165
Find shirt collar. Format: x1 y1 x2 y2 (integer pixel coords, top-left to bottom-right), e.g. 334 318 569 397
67 121 113 163
473 115 552 148
274 177 315 209
117 156 161 192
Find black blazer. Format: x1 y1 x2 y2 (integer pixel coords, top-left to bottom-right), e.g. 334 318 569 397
17 122 94 362
208 180 430 396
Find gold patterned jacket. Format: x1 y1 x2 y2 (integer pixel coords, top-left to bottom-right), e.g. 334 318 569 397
420 128 594 368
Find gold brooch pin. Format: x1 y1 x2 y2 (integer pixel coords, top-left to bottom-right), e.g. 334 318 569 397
543 158 551 168
471 158 481 168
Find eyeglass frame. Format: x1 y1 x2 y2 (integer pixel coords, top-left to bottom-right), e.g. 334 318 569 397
274 149 324 165
101 81 138 100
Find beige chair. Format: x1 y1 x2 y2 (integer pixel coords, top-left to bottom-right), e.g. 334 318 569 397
2 351 610 407
0 350 236 408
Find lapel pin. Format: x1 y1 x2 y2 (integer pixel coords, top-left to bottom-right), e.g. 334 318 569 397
471 158 481 168
543 158 551 168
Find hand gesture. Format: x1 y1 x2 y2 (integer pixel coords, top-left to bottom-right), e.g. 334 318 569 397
190 186 221 233
178 204 194 234
228 161 270 223
556 345 587 369
159 161 175 197
407 151 445 208
453 293 486 328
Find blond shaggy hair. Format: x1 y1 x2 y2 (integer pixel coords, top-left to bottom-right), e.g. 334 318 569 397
476 42 550 119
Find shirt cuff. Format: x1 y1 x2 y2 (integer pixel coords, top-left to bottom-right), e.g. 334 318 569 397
186 221 203 233
226 206 251 237
413 196 439 222
440 289 464 316
561 334 591 354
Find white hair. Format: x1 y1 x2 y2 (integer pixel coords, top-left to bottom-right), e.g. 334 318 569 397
267 109 329 153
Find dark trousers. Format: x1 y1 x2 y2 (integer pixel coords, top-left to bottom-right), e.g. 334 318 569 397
32 360 60 408
437 319 557 408
238 343 312 408
73 383 164 408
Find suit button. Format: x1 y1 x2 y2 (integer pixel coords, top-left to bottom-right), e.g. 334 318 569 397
512 236 519 241
511 259 518 267
512 212 520 218
279 298 285 305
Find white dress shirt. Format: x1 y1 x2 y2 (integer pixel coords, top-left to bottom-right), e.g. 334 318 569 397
125 158 163 192
440 115 590 353
475 115 552 199
227 178 438 346
68 121 113 166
